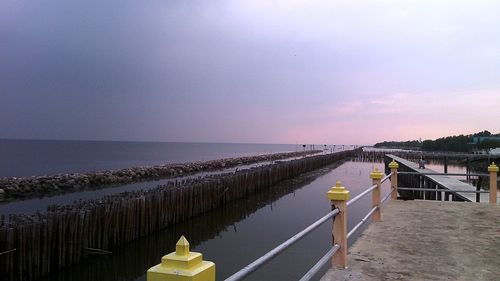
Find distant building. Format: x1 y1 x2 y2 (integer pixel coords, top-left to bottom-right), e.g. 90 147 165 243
469 136 500 144
490 148 500 155
469 136 500 154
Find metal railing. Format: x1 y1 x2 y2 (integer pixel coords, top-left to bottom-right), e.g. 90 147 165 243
298 173 393 281
224 208 340 281
346 184 377 207
397 171 489 177
396 187 489 194
298 244 340 281
390 158 499 203
0 248 16 256
346 206 379 240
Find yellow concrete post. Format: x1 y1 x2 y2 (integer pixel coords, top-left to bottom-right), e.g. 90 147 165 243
488 162 498 204
370 168 383 222
147 236 215 281
388 160 399 200
327 181 350 268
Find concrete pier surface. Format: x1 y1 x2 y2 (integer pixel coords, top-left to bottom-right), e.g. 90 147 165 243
321 200 500 281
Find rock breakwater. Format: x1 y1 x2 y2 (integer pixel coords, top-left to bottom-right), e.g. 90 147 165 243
0 150 320 201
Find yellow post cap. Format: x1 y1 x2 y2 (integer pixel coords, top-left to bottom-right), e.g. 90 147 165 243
388 160 399 169
370 168 384 180
147 236 215 281
327 181 350 201
176 236 190 256
488 162 499 173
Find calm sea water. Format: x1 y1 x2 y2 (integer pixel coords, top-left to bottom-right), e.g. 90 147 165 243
0 139 339 178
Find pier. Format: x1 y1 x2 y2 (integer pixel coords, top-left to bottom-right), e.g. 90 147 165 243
385 154 492 202
320 159 499 281
321 200 500 281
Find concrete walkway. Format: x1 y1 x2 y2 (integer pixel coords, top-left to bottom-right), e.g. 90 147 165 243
321 200 500 281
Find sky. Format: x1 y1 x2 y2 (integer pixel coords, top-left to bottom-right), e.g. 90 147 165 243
1 0 499 145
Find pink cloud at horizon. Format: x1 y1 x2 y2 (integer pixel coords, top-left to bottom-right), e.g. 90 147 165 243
280 88 500 145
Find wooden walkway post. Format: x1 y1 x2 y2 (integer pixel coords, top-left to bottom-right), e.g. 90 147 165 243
327 181 350 268
389 160 399 200
370 168 383 221
488 162 498 204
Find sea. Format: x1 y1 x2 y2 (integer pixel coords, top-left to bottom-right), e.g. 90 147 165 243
0 139 341 178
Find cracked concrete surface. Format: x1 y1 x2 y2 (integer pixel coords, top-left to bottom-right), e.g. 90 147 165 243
321 200 500 281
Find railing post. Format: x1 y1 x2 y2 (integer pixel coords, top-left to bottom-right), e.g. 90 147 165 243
370 168 383 221
388 160 399 200
488 162 498 204
327 181 350 268
147 236 215 281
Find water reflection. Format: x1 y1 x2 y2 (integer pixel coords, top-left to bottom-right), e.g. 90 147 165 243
425 160 466 179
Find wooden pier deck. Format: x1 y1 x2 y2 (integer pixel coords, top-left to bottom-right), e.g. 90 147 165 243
321 200 500 281
387 154 491 203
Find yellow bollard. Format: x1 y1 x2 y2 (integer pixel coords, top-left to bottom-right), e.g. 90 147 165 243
488 162 498 204
327 181 350 268
147 236 215 281
370 168 383 222
388 160 399 200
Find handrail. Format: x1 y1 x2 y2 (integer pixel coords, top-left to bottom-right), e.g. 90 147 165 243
347 173 390 208
224 208 340 281
346 184 377 207
300 178 393 281
381 172 392 183
397 187 489 193
300 202 383 281
347 206 378 239
397 171 489 177
298 244 340 281
382 189 394 203
0 248 16 256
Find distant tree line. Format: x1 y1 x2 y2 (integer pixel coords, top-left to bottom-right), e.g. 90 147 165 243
421 135 470 152
373 140 422 149
374 130 500 152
